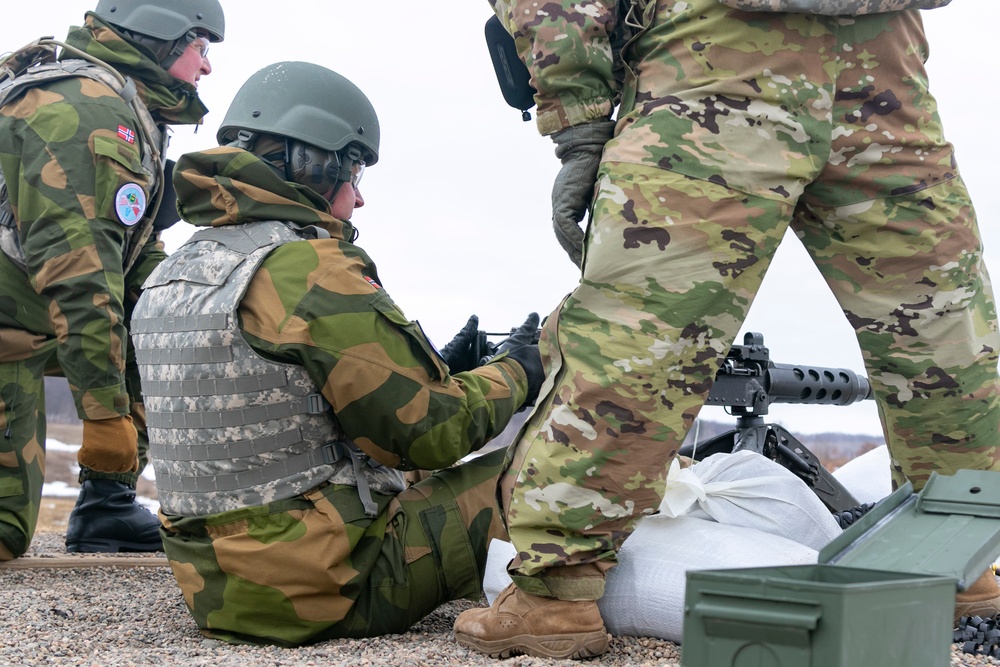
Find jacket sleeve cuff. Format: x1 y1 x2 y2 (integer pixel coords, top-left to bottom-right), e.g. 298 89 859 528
73 384 130 421
536 96 616 136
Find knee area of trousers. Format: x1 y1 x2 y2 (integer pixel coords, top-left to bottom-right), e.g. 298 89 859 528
0 521 30 560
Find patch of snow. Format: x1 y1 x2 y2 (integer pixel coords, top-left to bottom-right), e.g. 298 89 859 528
41 481 79 498
46 438 79 452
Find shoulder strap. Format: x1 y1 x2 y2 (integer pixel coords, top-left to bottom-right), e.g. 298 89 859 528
0 37 165 274
0 166 24 271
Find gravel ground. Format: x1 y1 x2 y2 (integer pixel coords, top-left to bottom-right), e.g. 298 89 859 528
2 533 681 667
15 422 1000 665
1 535 998 666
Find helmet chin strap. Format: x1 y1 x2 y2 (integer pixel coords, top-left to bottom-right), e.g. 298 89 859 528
161 30 198 70
230 131 298 184
232 130 257 151
326 146 364 202
282 138 296 185
121 28 196 70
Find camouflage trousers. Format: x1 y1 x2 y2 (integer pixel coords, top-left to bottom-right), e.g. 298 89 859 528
502 5 1000 600
0 340 150 560
159 445 509 647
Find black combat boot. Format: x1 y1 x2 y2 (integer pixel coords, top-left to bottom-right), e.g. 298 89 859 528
65 479 162 553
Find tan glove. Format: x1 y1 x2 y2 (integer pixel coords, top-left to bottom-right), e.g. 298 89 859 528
79 415 140 473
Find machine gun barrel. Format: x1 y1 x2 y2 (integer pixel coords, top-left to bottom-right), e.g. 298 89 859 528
682 332 873 513
766 362 872 406
704 332 872 416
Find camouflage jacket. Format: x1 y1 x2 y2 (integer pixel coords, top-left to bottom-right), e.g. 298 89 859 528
489 0 623 136
492 0 942 205
165 147 530 471
0 14 210 420
489 0 939 137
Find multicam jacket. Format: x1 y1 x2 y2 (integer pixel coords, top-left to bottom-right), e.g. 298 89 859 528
0 13 210 419
489 0 621 137
490 0 948 205
136 146 529 510
489 0 946 138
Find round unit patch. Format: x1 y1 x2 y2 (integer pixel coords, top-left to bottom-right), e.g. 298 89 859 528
114 183 147 226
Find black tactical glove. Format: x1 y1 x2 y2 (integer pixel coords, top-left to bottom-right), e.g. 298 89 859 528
551 119 616 267
438 314 481 374
152 159 181 232
495 312 544 410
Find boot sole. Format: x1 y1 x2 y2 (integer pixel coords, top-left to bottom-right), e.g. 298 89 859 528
455 629 610 660
66 540 162 553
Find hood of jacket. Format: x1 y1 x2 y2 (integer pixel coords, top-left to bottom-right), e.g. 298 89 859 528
62 13 209 125
172 146 356 241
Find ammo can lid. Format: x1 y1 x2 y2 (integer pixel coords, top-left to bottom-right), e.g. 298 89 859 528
819 469 1000 591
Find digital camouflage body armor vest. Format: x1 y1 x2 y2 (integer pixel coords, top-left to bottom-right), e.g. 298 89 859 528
716 0 950 13
131 220 404 517
0 39 164 273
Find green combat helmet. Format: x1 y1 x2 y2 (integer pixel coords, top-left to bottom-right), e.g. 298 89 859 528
217 61 379 200
94 0 225 68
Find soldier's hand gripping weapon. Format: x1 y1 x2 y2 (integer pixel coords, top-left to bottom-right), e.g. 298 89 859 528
472 325 541 366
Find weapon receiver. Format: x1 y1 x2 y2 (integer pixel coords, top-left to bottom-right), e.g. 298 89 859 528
680 332 871 513
472 326 540 366
706 331 872 415
473 325 870 515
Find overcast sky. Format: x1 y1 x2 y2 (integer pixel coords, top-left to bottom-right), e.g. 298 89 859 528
3 2 996 438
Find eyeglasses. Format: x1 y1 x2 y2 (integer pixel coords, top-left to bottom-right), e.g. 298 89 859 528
350 161 365 189
190 38 210 59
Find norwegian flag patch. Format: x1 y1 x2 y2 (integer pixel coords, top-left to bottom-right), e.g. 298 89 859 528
365 276 382 289
117 125 135 144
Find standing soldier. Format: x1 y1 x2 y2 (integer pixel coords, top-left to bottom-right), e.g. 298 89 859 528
130 61 543 645
0 0 224 558
456 0 1000 659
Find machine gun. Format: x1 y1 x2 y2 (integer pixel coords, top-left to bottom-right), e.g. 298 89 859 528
679 332 871 514
472 324 870 516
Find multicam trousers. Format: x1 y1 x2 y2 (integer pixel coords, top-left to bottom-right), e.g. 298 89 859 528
159 446 509 646
502 1 1000 600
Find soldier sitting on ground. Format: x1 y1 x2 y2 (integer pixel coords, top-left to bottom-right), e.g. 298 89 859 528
130 61 543 646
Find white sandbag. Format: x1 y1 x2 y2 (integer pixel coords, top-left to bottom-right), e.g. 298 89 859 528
483 450 837 641
482 517 818 642
832 444 892 505
484 538 517 606
599 515 818 642
660 450 842 550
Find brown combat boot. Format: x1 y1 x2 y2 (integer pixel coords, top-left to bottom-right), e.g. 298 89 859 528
454 583 610 659
955 568 1000 625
